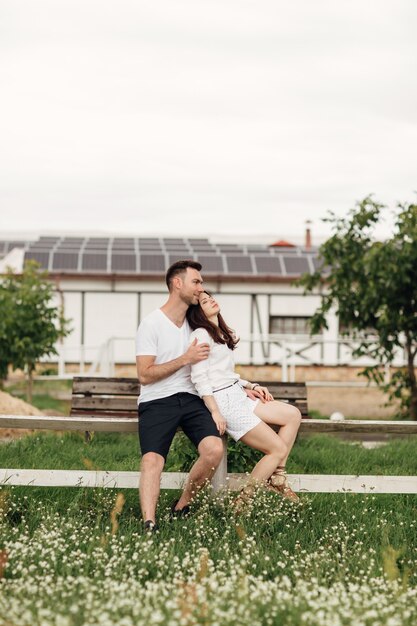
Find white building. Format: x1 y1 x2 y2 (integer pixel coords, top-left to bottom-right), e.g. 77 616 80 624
0 234 406 379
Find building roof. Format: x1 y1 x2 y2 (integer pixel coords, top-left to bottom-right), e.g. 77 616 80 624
0 236 321 280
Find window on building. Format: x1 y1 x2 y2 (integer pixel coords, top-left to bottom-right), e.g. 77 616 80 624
269 316 318 335
339 322 377 338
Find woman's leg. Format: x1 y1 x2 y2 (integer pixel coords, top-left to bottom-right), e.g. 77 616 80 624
254 400 301 466
239 421 288 483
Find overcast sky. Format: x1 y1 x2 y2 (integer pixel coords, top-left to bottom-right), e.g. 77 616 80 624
1 0 416 244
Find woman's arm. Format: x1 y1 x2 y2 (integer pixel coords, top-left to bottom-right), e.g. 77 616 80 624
201 394 226 435
190 329 227 435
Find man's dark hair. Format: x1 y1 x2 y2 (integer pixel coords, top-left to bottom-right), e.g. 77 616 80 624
165 259 202 291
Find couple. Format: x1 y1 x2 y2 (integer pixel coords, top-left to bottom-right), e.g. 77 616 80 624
136 260 301 531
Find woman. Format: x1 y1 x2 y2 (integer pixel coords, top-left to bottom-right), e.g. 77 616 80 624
186 291 302 505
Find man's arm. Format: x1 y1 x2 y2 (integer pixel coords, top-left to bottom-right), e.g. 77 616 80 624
136 338 210 385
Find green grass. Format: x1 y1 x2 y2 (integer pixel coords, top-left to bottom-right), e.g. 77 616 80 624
0 432 416 625
1 430 416 476
4 378 72 414
0 486 416 625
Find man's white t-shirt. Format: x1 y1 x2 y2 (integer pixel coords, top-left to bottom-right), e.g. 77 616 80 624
135 309 198 403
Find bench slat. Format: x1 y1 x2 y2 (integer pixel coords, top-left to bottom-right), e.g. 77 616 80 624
2 415 417 434
71 396 138 411
72 378 140 396
258 382 307 400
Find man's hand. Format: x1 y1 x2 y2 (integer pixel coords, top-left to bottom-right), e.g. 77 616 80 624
185 338 210 364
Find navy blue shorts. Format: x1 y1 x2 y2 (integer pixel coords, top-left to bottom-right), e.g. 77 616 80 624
138 392 221 460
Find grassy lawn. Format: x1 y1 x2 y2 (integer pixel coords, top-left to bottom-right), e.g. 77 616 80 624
0 431 416 625
5 378 72 415
0 485 416 625
0 430 416 475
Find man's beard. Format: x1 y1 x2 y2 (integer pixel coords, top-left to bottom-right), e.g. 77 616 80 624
179 292 197 306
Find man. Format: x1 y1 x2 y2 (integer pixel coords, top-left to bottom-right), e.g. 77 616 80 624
136 260 224 532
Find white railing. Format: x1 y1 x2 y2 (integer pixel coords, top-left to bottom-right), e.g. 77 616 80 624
42 336 407 380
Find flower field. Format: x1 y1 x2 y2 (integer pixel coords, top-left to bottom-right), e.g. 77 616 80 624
0 485 416 626
0 432 416 625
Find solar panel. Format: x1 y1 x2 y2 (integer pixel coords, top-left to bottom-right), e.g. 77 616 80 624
197 255 224 273
139 254 166 272
191 246 216 252
167 254 195 266
283 256 310 275
254 256 283 274
55 245 82 252
5 241 27 251
111 245 136 252
28 243 55 250
246 244 268 252
188 238 209 244
164 250 191 258
52 252 79 271
82 253 108 271
62 237 85 243
111 254 137 272
163 238 185 244
311 257 329 274
226 255 253 273
24 251 50 269
217 244 242 251
138 238 160 243
164 242 189 248
113 238 135 246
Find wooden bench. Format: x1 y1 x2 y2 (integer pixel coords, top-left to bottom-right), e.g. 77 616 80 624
70 376 309 422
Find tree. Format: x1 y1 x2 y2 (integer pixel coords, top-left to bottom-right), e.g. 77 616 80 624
0 285 14 384
0 261 71 402
298 197 417 419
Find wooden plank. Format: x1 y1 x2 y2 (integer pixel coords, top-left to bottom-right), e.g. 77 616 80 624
259 383 307 400
71 396 138 411
0 469 187 489
298 420 417 435
226 473 417 494
1 469 416 493
0 415 137 432
2 415 417 435
294 401 308 416
72 378 307 399
70 409 137 418
72 377 140 396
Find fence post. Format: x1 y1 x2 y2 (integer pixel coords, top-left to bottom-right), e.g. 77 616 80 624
211 436 228 492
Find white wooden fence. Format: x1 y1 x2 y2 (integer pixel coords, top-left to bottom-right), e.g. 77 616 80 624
1 415 417 494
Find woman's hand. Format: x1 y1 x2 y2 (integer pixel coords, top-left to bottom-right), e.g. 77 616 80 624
251 385 273 403
212 410 227 435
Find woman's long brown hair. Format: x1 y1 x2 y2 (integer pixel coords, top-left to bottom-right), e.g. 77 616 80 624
186 292 239 350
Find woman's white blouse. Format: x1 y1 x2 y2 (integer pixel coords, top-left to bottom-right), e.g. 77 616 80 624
189 327 249 397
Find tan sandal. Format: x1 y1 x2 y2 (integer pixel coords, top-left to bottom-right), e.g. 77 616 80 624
267 469 299 503
232 480 264 514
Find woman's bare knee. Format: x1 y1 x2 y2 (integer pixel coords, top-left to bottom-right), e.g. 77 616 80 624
290 405 302 425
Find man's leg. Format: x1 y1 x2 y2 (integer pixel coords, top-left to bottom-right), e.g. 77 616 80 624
175 435 223 511
139 451 165 523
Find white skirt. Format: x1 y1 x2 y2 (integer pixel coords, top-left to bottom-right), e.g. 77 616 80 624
214 382 262 441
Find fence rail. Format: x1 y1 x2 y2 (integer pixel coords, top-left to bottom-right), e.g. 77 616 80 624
1 414 416 494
